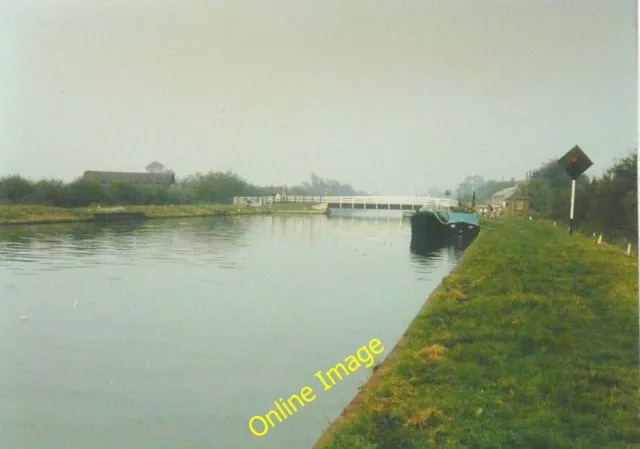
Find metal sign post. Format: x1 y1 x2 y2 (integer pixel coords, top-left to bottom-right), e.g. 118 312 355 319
557 145 593 236
569 179 576 235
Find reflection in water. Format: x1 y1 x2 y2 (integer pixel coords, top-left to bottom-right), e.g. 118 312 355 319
409 245 463 280
410 229 476 254
0 217 250 274
328 215 406 225
409 232 475 278
324 215 465 281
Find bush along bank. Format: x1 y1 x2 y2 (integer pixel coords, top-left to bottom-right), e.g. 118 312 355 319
313 219 639 449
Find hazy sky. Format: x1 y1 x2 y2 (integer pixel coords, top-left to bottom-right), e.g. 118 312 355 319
0 0 637 194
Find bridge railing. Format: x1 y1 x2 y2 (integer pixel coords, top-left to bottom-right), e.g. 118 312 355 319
327 196 455 205
272 195 326 203
233 195 326 205
233 195 458 208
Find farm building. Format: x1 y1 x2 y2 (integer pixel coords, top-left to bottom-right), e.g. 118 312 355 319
490 184 530 217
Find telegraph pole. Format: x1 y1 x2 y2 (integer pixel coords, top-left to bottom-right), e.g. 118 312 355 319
471 172 476 209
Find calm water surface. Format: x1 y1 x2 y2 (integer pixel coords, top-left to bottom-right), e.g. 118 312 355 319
0 215 464 449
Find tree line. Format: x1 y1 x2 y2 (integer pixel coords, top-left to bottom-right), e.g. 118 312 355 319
0 167 366 208
523 150 637 245
450 150 637 245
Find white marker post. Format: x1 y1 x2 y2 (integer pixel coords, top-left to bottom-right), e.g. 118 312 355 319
569 179 576 236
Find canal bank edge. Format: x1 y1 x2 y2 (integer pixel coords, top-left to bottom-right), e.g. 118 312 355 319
312 218 639 448
0 204 326 226
310 233 483 449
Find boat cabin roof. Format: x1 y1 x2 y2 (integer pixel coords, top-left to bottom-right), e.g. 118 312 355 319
437 211 480 225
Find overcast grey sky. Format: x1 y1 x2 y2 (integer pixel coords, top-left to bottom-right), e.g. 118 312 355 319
0 0 636 194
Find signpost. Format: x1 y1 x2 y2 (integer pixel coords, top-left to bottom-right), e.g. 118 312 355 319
557 145 593 235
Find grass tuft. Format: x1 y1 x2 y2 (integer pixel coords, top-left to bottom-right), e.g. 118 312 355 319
415 344 447 361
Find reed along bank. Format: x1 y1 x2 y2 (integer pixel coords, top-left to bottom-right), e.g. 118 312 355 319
313 219 639 449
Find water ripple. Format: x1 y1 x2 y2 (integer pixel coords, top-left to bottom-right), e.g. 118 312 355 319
0 218 251 274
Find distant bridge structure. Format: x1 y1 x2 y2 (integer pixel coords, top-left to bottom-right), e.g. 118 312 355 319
323 196 456 211
233 195 457 211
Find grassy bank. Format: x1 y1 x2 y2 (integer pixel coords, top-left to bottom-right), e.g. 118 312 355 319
0 203 327 225
314 219 638 449
0 204 275 225
268 202 323 211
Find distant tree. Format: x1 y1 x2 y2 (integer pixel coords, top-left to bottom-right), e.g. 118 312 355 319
32 179 68 206
286 172 365 196
0 175 35 203
178 170 253 204
456 175 486 202
526 159 591 219
588 152 637 242
145 161 165 173
525 178 554 217
444 190 451 198
425 186 444 197
107 182 143 206
65 179 108 207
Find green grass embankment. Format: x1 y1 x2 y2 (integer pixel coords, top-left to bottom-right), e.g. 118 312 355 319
0 203 325 225
314 219 639 449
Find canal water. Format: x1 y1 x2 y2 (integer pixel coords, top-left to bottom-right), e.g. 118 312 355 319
0 214 465 449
